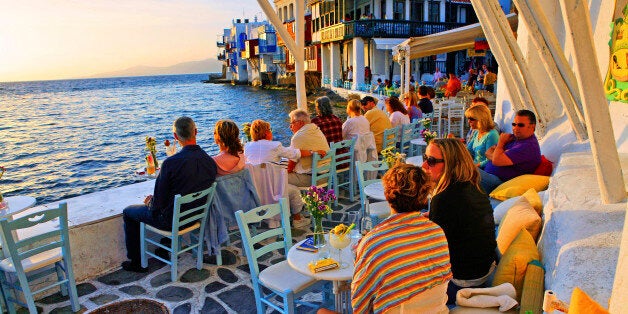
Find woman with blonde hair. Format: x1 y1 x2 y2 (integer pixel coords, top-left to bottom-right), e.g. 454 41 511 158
342 99 370 140
404 90 422 122
212 119 246 176
465 104 498 169
422 138 496 305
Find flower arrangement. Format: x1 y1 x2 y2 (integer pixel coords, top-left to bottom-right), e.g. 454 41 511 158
380 146 405 168
420 118 431 130
302 186 336 219
421 129 438 144
241 122 252 142
145 136 158 169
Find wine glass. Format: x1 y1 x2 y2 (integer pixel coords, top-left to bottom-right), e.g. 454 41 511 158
329 231 351 268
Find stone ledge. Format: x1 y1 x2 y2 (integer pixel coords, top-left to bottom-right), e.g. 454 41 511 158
538 151 628 305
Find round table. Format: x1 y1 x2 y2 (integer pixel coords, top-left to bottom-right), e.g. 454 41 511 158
287 237 354 313
0 196 36 218
405 155 423 166
363 182 385 201
410 138 428 156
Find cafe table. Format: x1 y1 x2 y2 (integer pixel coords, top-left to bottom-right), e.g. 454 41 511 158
405 155 423 166
287 237 354 313
363 181 385 201
0 196 37 256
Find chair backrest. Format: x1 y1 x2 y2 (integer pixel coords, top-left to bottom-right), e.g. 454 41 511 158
235 198 291 277
399 122 418 155
382 126 400 154
330 138 356 171
355 160 389 203
173 182 218 232
245 163 287 206
0 203 71 275
310 149 334 187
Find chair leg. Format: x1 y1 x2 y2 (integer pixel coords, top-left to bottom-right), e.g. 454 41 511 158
140 223 148 268
252 284 265 314
216 246 223 266
195 231 204 270
284 291 295 314
15 271 37 314
171 236 179 282
55 262 68 296
63 259 80 312
0 272 15 314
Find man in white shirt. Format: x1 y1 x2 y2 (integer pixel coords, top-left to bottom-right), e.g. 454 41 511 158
287 109 331 187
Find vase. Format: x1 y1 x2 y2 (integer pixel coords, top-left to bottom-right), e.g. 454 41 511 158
312 216 329 260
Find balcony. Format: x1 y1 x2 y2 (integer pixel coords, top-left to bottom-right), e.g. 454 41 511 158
320 20 466 43
273 53 286 64
217 41 225 47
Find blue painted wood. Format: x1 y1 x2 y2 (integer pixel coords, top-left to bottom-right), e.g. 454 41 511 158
330 139 356 206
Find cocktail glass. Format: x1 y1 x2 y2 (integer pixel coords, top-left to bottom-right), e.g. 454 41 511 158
329 231 351 268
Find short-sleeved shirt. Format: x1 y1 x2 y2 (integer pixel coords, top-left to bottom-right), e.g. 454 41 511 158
312 114 343 145
467 129 499 169
418 98 433 114
484 135 541 181
352 212 452 313
364 107 393 153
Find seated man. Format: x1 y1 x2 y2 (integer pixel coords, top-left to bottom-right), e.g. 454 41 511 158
480 109 541 193
244 119 325 227
319 164 452 314
287 109 330 188
121 116 217 272
361 96 392 153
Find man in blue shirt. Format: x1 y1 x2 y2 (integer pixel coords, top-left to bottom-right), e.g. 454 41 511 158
480 110 541 193
121 116 217 272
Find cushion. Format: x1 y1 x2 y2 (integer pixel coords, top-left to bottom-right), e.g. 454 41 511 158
533 155 553 176
568 287 609 314
492 229 539 301
490 175 550 201
519 260 545 314
521 188 543 215
496 198 542 255
493 196 521 225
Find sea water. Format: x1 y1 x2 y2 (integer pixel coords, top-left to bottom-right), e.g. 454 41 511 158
0 74 299 204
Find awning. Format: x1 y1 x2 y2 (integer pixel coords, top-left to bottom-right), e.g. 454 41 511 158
373 38 406 50
397 13 518 59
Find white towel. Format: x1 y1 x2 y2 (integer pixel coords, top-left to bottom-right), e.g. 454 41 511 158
456 283 518 312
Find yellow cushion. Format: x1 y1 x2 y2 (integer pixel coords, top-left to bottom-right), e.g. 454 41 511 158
492 229 539 301
496 198 542 255
521 188 543 215
490 175 550 201
568 287 609 314
519 260 544 314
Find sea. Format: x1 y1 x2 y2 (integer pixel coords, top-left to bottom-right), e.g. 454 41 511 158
0 74 300 204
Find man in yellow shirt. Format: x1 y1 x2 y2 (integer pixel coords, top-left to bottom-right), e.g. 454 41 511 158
483 67 497 93
361 96 392 154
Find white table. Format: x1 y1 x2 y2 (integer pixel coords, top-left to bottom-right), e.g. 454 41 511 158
410 138 427 157
363 182 385 201
406 155 423 166
287 238 354 313
0 196 36 256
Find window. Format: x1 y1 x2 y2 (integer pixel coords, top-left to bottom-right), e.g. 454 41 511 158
458 7 467 23
364 5 370 16
289 3 294 20
411 0 424 21
428 1 440 22
394 0 405 20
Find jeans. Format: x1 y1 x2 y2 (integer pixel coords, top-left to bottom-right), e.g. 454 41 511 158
123 204 169 262
479 169 503 194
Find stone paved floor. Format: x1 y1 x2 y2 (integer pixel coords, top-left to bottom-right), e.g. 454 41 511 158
32 196 361 313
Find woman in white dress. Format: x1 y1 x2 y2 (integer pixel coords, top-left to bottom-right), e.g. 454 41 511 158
342 99 370 140
386 97 410 127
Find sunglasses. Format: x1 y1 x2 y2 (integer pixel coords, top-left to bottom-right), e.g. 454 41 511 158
511 123 528 127
423 154 444 167
467 117 477 122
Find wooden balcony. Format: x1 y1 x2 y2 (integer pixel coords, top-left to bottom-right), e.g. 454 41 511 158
320 20 466 43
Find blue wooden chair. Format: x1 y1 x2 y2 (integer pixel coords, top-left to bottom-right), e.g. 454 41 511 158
296 149 335 191
399 122 418 156
140 182 217 282
330 139 356 206
0 203 79 313
381 126 400 157
236 198 324 314
355 161 390 229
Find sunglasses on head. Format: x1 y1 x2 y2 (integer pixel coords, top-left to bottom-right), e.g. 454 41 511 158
423 154 444 167
511 123 527 127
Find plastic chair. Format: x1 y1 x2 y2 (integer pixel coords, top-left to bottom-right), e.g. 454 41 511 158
381 126 400 156
140 183 217 282
330 139 356 206
0 203 79 313
236 198 324 314
355 161 391 228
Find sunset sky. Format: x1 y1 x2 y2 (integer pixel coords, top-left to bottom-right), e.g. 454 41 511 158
0 0 262 82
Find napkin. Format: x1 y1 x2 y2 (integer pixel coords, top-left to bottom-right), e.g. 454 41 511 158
456 283 518 312
308 258 339 273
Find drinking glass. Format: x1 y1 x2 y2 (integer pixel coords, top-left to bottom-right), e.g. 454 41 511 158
329 231 351 268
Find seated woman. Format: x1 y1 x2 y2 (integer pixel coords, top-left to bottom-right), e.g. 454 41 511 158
385 97 410 127
465 104 499 169
244 119 325 227
404 89 422 122
212 119 245 176
319 163 451 314
342 99 370 140
422 138 497 305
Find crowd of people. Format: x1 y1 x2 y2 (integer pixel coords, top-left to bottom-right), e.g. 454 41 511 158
119 88 542 312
